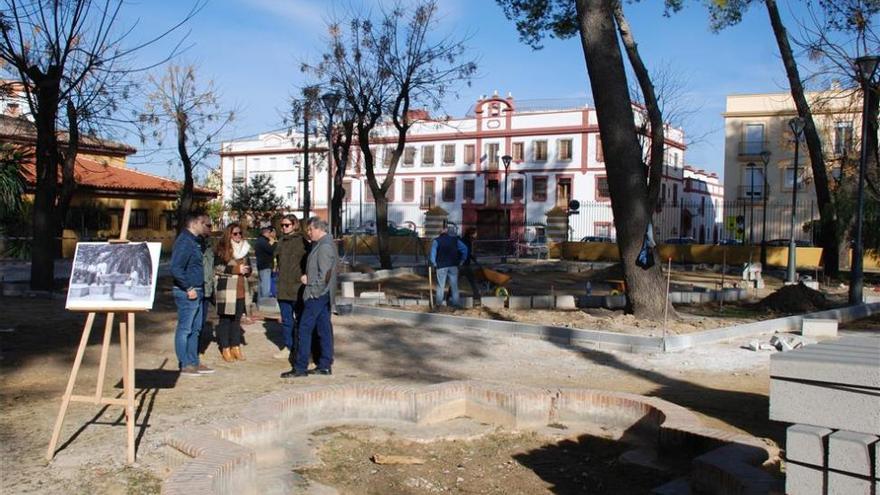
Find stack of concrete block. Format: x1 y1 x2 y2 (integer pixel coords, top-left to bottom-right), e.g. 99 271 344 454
801 318 838 338
770 337 880 494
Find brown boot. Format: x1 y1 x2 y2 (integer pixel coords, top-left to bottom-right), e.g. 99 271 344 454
231 346 245 361
221 347 234 362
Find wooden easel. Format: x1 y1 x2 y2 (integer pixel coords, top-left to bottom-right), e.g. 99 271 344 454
47 200 140 463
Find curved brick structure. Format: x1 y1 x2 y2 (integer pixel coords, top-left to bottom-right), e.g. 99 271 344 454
162 381 777 494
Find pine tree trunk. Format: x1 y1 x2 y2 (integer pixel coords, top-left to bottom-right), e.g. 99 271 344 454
375 195 392 269
30 82 61 291
765 0 840 276
175 115 195 233
575 0 670 319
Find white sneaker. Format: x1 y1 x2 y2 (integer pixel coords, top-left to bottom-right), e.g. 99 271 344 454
273 347 289 359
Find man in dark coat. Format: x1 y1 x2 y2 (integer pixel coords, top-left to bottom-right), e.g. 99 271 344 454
429 224 468 308
282 217 338 378
272 214 308 359
254 225 276 308
171 209 214 376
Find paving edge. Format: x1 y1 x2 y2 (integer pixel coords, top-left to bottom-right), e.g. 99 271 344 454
162 380 778 495
347 302 880 353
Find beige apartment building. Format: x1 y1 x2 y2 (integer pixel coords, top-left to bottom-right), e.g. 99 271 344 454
722 89 863 244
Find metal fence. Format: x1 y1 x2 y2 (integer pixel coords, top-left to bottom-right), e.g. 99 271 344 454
340 199 820 246
568 199 818 245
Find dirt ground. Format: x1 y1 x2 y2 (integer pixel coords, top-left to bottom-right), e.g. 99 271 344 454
302 426 679 495
1 273 874 494
355 263 850 336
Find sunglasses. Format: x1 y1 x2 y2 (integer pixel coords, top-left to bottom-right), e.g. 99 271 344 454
232 231 242 236
281 223 293 227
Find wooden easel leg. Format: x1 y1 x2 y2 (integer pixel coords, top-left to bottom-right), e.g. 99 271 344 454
94 313 115 401
47 312 97 461
125 313 136 463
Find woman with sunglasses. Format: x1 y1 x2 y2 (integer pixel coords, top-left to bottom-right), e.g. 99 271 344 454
272 214 308 360
213 222 252 362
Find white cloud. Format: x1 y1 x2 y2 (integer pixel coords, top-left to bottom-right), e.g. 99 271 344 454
238 0 328 30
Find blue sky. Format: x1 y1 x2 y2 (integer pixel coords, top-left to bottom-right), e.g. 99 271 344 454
120 0 811 181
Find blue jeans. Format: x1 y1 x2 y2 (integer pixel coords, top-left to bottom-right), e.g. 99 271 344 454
278 299 296 350
435 266 460 307
258 268 273 301
293 294 332 373
173 287 203 368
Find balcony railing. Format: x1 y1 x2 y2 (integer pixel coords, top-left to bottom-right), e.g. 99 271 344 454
738 140 769 157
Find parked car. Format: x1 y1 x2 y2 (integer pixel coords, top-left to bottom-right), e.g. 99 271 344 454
664 237 697 245
765 239 812 247
718 238 743 246
345 220 417 236
580 236 615 243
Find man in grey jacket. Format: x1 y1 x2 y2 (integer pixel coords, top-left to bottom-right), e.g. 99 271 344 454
281 217 338 378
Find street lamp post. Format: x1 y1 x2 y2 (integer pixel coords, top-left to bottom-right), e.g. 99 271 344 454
748 161 756 245
320 92 341 237
850 55 880 304
501 154 512 238
759 150 772 267
787 117 806 284
302 106 312 220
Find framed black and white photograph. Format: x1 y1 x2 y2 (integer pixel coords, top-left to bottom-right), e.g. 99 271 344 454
66 242 162 311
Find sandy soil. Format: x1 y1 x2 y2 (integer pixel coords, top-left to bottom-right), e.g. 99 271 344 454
356 263 850 336
302 426 678 495
2 273 869 494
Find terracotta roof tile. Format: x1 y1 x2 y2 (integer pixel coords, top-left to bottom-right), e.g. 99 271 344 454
21 157 217 197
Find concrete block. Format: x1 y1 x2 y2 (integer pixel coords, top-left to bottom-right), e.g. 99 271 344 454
770 379 880 434
803 280 820 290
460 297 474 309
359 291 385 299
531 295 554 309
771 336 880 389
828 471 873 495
786 424 832 466
669 292 683 304
604 295 626 309
828 430 878 476
801 318 838 338
341 281 355 298
399 298 420 307
876 441 880 487
508 296 531 309
555 295 577 310
786 461 825 495
480 297 505 309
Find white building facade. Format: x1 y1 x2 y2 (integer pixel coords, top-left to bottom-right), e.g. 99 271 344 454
219 94 722 242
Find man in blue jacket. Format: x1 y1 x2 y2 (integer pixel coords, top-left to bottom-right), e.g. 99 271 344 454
430 224 468 309
171 209 214 376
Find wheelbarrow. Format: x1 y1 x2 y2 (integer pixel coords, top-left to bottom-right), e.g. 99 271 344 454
475 267 512 298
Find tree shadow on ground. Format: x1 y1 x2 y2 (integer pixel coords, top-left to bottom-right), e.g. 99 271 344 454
0 277 185 369
563 341 785 444
51 359 176 459
512 433 679 495
334 318 487 383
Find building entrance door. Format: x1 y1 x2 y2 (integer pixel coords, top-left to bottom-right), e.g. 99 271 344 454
477 209 508 240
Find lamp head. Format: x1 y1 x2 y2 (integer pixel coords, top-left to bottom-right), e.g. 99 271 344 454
855 55 880 84
501 154 512 169
759 150 771 166
321 92 342 110
788 117 806 136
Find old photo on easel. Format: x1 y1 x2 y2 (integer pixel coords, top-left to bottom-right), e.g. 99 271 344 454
66 242 161 311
